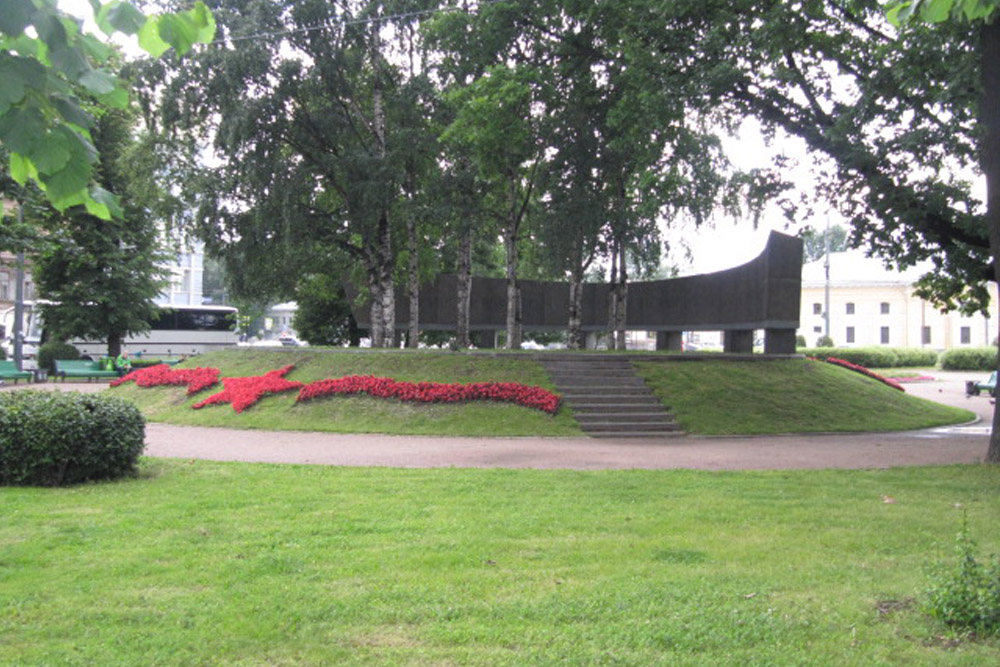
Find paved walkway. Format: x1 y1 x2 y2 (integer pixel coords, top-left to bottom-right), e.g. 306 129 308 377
4 369 994 470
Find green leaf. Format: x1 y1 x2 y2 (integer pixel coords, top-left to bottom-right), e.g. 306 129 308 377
886 2 915 26
0 60 28 107
962 0 999 20
28 134 72 175
190 1 217 43
98 1 146 36
51 95 95 129
9 151 38 185
0 0 35 37
137 16 170 58
157 14 197 56
96 85 129 109
78 67 117 96
43 154 93 203
919 0 955 22
87 186 123 219
0 106 44 154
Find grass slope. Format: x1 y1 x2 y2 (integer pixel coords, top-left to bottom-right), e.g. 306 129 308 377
635 359 973 435
112 349 581 436
110 350 972 436
1 461 998 664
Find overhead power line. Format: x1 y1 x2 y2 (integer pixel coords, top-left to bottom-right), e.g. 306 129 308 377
213 0 510 47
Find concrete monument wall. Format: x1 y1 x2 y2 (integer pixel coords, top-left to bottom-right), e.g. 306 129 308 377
345 231 802 353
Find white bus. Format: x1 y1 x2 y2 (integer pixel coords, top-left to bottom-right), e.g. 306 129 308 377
1 302 239 364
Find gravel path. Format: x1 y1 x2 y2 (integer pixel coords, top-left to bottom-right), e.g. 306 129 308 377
4 369 994 470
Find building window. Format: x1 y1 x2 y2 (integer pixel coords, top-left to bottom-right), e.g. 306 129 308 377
846 326 855 343
922 326 932 345
813 303 822 315
880 326 890 344
881 302 890 314
961 326 971 345
813 326 822 333
846 302 855 315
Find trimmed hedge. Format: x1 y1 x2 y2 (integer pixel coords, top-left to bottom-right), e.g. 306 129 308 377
38 340 80 372
801 346 939 368
0 391 145 487
940 347 998 371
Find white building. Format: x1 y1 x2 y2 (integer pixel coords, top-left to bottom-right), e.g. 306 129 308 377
798 251 998 349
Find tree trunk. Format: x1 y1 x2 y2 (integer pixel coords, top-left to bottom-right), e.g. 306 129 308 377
615 242 628 350
108 333 121 359
376 211 395 348
982 21 1000 463
607 238 619 350
567 266 584 350
504 225 521 349
406 211 419 349
367 261 385 347
456 225 472 348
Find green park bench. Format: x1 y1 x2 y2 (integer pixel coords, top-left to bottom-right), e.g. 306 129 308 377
53 359 120 382
966 370 997 397
0 360 34 384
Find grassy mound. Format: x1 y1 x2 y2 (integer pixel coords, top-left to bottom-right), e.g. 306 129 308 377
635 359 973 435
111 349 581 436
110 350 974 436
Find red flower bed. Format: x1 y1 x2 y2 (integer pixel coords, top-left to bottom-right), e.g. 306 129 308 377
192 365 303 413
110 364 220 395
297 375 561 414
823 357 905 392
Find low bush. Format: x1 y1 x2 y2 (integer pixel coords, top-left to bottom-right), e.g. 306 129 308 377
795 335 806 349
815 335 834 347
0 391 145 487
925 519 1000 636
940 347 997 371
37 340 80 372
802 346 899 368
894 347 940 367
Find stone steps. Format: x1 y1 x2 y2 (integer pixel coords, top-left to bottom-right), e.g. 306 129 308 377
542 357 684 438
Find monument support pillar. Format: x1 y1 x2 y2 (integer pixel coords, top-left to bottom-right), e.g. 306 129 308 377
475 330 497 349
656 331 683 351
724 329 754 354
764 328 797 355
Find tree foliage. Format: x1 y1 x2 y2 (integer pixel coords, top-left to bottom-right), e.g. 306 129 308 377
34 107 171 357
0 0 215 217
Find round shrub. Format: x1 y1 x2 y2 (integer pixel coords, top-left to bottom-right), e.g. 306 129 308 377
0 391 145 487
940 347 998 371
816 335 834 347
795 335 806 349
38 340 80 372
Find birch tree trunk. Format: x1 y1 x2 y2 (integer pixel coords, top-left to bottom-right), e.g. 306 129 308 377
567 266 584 350
406 211 419 348
367 260 384 347
456 226 472 348
607 239 619 350
615 243 628 350
504 224 522 349
370 20 395 348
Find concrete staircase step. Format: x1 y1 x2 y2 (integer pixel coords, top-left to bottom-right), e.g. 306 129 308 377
568 403 670 413
575 412 676 423
580 421 684 433
587 430 688 439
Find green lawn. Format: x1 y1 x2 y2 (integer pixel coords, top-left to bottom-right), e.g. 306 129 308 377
110 350 974 436
1 461 998 664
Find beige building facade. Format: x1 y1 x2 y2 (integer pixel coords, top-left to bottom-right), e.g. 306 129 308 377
799 252 998 350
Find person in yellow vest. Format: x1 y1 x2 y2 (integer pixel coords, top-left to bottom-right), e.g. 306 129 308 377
115 350 132 376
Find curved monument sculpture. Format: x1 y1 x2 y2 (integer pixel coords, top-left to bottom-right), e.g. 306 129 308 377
345 230 802 354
